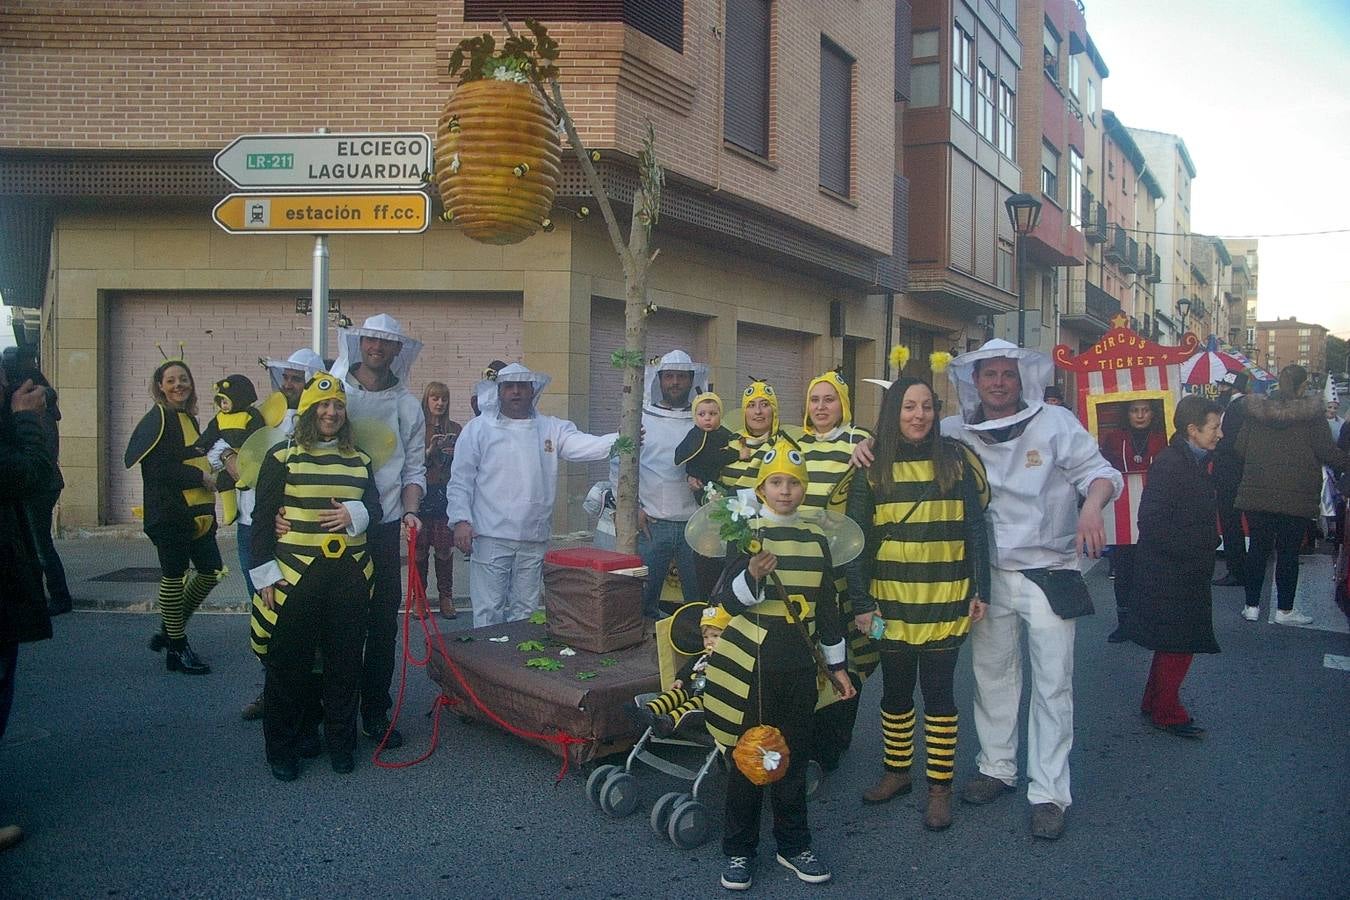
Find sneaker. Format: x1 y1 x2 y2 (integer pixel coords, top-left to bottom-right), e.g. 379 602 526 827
1030 802 1065 840
720 856 754 891
362 718 404 750
776 849 831 884
1153 720 1206 740
1240 605 1260 622
960 772 1014 805
240 692 265 721
1274 609 1313 626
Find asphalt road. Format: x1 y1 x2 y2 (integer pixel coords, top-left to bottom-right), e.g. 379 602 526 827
2 559 1347 898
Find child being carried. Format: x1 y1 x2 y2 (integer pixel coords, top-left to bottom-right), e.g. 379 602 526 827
674 393 751 494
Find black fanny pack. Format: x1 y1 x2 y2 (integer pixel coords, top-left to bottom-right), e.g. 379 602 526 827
1020 568 1094 620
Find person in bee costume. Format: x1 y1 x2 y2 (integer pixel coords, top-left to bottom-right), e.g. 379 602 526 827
247 374 382 781
705 439 854 890
125 355 224 676
197 373 265 527
797 370 877 773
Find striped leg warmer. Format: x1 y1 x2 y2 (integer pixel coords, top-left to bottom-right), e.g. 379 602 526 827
881 707 915 773
158 575 188 640
924 713 958 783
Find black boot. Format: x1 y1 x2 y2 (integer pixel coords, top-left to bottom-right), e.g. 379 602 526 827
166 640 211 675
148 629 169 652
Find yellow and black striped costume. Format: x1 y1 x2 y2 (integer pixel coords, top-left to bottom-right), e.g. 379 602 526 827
798 426 871 513
845 436 991 782
703 515 845 749
248 440 379 656
125 404 217 541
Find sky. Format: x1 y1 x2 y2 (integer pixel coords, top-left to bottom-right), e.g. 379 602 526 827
1087 0 1350 339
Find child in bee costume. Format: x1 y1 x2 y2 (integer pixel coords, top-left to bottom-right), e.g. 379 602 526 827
626 604 730 737
247 374 382 780
197 373 265 526
705 440 853 889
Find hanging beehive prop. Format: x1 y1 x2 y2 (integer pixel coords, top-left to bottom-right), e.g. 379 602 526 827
435 20 562 244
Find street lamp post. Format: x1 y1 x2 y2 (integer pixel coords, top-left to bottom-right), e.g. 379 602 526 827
1005 192 1043 347
1176 296 1192 337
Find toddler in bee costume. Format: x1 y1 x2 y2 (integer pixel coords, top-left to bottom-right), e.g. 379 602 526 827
197 373 265 526
705 439 855 890
626 604 731 737
247 374 382 781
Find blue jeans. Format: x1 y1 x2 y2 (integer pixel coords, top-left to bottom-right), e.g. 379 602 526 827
237 522 256 598
637 516 699 618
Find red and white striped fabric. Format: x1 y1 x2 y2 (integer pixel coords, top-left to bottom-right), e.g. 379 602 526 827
1081 363 1180 400
1105 473 1146 545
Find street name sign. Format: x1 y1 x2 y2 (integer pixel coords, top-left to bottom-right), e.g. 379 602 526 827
212 191 431 234
214 132 432 190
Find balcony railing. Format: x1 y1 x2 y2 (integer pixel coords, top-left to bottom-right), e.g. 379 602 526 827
1104 223 1129 266
1064 279 1122 331
1083 202 1108 244
1120 236 1139 274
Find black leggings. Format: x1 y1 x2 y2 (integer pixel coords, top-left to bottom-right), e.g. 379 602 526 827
1243 510 1307 611
879 644 958 717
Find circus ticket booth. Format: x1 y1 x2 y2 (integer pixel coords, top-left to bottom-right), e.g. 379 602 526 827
1054 315 1198 544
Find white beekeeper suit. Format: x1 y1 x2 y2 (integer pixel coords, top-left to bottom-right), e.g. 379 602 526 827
447 363 618 626
941 339 1121 814
331 314 427 523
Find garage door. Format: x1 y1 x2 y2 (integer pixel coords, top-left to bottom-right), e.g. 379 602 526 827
105 291 521 523
735 322 811 431
587 298 709 482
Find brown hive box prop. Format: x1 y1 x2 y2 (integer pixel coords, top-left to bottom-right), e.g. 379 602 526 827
427 618 659 765
542 549 647 654
434 79 561 245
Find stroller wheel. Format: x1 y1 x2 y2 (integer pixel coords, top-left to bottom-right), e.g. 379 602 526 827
650 792 683 838
668 799 710 849
586 764 618 808
598 771 640 818
805 759 823 800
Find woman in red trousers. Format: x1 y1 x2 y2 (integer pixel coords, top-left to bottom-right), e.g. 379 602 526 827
1126 395 1224 739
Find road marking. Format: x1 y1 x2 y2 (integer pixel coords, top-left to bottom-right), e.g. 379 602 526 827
1325 654 1350 672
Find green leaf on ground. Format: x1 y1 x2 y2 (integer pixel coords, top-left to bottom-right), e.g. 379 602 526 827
576 671 597 680
517 640 546 652
599 657 618 667
529 610 547 625
526 657 564 671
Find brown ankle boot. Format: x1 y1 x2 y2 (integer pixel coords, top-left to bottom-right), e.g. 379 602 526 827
861 771 912 805
438 596 457 618
924 782 953 831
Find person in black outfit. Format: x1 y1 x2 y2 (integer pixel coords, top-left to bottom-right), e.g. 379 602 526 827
2 348 72 616
0 366 55 851
125 359 224 674
1211 372 1248 586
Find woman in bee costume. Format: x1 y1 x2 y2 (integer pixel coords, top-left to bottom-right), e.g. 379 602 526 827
798 370 878 772
247 374 382 781
124 356 224 676
844 375 991 831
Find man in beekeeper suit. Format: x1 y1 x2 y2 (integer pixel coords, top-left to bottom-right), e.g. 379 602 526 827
622 350 709 619
447 363 618 627
941 339 1121 841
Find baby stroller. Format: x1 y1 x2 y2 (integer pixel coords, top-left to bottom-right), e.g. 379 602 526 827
585 603 822 850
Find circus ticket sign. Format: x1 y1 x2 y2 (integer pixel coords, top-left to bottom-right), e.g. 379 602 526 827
1055 314 1197 544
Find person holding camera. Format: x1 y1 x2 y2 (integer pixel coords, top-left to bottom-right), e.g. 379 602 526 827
416 381 461 618
1 364 57 851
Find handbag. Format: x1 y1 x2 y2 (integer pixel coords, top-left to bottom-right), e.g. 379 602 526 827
1020 568 1094 620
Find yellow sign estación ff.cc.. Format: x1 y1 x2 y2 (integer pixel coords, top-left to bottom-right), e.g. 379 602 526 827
212 191 431 235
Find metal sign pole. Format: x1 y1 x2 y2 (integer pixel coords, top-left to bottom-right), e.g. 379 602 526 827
312 126 330 360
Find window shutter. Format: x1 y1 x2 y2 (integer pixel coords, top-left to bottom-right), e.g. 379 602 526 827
819 37 852 196
724 0 771 156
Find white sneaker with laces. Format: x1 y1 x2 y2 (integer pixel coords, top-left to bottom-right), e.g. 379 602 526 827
1240 606 1260 622
1274 609 1313 626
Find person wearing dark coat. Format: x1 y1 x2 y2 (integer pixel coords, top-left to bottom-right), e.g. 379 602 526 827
1127 396 1224 739
1235 365 1349 625
1211 372 1249 587
0 368 56 852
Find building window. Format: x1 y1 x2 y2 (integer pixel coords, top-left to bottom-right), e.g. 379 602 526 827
1043 20 1060 82
1041 141 1060 203
1069 149 1083 228
819 36 854 197
1068 53 1080 99
997 239 1013 291
1298 327 1311 336
1087 79 1096 122
724 0 771 157
997 80 1015 158
952 23 973 123
911 64 939 106
977 65 996 143
913 29 938 57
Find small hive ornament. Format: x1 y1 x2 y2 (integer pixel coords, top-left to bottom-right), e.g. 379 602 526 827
732 725 790 786
434 79 562 245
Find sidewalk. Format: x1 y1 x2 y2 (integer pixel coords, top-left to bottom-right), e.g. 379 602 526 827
53 526 597 613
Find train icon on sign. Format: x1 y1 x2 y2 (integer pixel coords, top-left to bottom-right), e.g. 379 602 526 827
246 200 270 228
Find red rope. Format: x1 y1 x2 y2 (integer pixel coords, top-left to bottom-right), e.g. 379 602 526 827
371 527 590 781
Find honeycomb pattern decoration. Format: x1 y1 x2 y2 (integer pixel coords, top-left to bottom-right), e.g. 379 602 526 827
435 79 562 245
